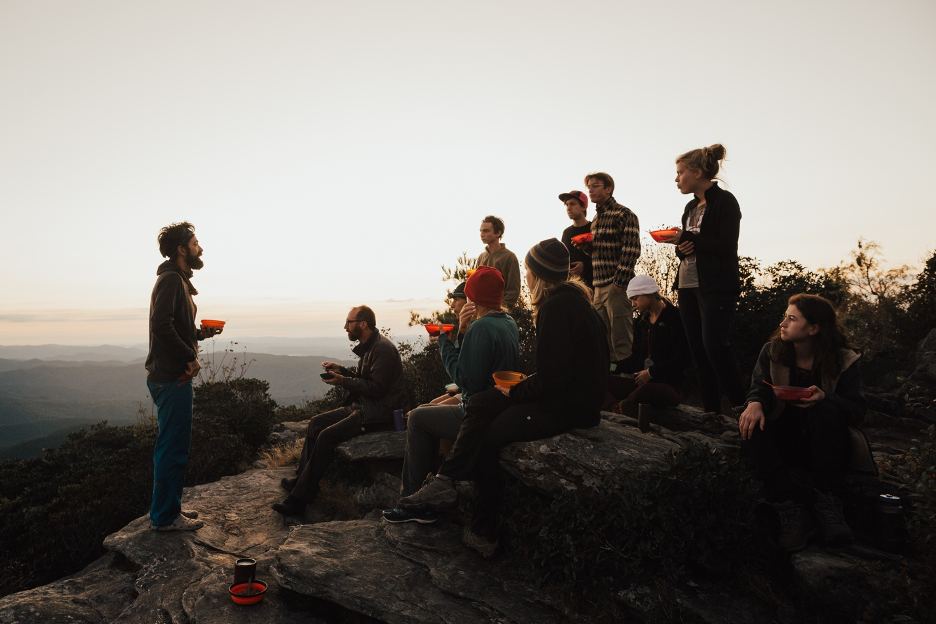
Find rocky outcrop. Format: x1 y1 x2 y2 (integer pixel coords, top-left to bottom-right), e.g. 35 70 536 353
0 395 923 623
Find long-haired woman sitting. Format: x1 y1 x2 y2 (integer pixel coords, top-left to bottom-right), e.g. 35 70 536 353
396 238 609 557
739 294 866 552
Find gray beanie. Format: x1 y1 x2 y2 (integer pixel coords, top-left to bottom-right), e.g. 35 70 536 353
626 275 660 298
525 238 570 283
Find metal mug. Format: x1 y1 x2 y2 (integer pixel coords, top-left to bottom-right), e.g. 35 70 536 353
233 558 257 585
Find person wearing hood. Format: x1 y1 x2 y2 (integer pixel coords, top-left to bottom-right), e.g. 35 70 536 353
146 221 222 532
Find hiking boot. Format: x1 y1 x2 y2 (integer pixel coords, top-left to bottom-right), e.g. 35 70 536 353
813 491 853 543
382 507 440 524
397 474 458 510
462 525 498 559
272 495 306 517
775 500 815 552
154 514 204 532
281 477 298 492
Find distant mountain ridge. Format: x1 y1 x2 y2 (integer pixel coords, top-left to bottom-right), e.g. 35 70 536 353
0 347 358 460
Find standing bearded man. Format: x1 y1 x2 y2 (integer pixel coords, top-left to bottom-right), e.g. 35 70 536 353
146 222 221 531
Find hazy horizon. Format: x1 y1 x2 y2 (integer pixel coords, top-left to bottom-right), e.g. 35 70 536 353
2 0 934 346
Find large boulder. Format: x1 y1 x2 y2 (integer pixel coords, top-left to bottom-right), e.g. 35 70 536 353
273 514 590 624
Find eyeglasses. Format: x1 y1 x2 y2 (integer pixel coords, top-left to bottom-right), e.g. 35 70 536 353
344 319 364 326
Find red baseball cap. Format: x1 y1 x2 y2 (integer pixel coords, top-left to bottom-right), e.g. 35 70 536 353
558 190 588 206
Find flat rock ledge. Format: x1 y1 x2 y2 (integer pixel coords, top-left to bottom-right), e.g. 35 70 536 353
273 514 591 624
0 403 914 623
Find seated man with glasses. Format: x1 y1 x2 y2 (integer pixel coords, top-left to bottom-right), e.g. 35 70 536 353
274 305 406 516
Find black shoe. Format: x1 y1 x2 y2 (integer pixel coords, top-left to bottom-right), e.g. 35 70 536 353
813 490 853 543
272 496 306 516
397 474 458 510
281 477 298 492
776 500 816 552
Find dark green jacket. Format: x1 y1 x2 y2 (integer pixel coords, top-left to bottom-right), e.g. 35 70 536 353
145 261 200 382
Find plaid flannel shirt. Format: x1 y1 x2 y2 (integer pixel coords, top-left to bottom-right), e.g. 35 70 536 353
590 196 640 289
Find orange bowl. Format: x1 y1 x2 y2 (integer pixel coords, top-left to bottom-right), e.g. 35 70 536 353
424 324 454 336
493 371 526 388
230 581 267 605
200 319 226 329
571 232 593 244
649 229 680 243
771 385 814 402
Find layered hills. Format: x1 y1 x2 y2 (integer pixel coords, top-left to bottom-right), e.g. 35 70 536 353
0 343 359 460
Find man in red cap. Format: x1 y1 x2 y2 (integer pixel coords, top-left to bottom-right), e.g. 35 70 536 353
383 265 520 523
558 190 593 288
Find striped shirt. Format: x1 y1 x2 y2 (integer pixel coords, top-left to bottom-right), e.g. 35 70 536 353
590 196 641 289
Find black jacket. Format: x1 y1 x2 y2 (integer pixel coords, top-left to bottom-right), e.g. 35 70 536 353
746 343 867 425
334 331 407 424
676 183 742 293
619 302 690 388
145 260 200 382
509 283 609 426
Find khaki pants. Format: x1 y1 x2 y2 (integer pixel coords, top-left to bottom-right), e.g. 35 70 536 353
592 283 633 362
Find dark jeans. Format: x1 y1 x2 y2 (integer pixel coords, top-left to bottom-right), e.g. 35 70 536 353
612 377 683 417
148 378 194 527
744 401 851 504
440 389 584 540
292 407 392 503
678 288 747 413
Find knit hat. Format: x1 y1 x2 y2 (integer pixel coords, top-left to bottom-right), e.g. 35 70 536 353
464 265 505 308
447 282 467 300
626 275 660 298
525 238 570 283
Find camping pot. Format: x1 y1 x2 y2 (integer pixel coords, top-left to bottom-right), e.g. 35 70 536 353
637 404 651 434
233 558 257 585
876 494 906 553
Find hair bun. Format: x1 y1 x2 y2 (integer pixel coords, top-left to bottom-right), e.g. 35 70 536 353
708 143 726 161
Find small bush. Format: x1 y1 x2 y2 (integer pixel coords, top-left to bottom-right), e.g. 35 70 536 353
0 377 280 598
860 425 936 624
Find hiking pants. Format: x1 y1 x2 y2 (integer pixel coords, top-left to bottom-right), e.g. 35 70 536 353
292 407 394 503
744 401 851 504
440 388 581 540
401 404 463 497
592 284 634 362
148 378 194 527
677 288 747 413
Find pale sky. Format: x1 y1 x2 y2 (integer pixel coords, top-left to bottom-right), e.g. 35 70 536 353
2 0 934 346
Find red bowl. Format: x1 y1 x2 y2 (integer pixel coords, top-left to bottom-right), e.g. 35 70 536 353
424 324 455 336
493 371 526 388
230 581 267 605
571 232 593 244
771 385 814 402
649 229 679 243
200 319 226 329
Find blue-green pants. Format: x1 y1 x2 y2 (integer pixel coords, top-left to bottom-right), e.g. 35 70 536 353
147 378 194 527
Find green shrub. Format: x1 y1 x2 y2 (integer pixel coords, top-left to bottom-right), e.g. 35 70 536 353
861 424 936 624
732 258 849 376
192 378 278 453
905 250 936 346
0 377 280 599
501 443 758 598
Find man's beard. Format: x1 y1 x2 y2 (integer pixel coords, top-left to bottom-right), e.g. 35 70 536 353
186 249 204 270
